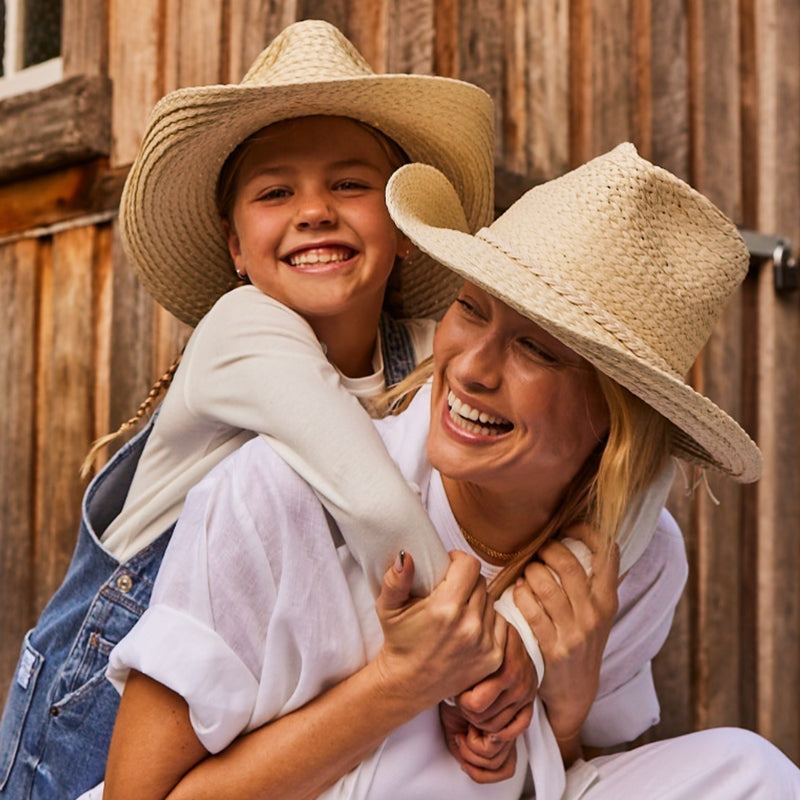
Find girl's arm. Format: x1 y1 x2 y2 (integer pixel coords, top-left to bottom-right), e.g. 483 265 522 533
104 552 506 800
512 532 620 765
185 287 448 596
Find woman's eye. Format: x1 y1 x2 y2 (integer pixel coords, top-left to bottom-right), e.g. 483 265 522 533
455 297 480 317
520 339 557 363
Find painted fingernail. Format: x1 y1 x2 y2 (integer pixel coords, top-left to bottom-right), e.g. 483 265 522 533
394 550 405 572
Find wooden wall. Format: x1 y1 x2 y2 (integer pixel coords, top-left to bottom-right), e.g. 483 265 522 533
1 0 799 766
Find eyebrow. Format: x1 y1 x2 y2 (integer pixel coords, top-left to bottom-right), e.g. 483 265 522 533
244 158 387 180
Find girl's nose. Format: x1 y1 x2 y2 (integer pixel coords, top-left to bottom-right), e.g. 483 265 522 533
295 191 336 229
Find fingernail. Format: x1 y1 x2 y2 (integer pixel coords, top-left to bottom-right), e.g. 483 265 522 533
394 550 405 573
489 733 501 744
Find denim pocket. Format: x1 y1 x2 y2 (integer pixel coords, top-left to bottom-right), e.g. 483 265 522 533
0 633 43 790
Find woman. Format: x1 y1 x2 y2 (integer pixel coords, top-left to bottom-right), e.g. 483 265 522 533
99 144 798 799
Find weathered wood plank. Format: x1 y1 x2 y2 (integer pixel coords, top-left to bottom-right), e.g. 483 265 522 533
648 0 689 177
106 223 158 444
523 0 569 180
226 0 298 81
33 229 95 614
347 0 386 71
752 0 800 759
688 0 746 734
108 0 163 166
0 162 118 239
0 76 111 182
296 0 348 32
458 0 504 163
62 0 108 76
0 240 38 710
386 0 435 74
164 0 225 92
587 0 634 155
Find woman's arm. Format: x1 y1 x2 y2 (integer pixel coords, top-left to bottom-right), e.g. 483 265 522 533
104 551 506 800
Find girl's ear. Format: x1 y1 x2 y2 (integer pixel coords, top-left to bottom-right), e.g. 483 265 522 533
222 218 246 278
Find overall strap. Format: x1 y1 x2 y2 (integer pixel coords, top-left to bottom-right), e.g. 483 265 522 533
380 313 417 387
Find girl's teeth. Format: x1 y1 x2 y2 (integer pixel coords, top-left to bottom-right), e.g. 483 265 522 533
289 249 350 266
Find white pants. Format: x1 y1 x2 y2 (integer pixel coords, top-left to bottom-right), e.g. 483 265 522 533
581 728 800 799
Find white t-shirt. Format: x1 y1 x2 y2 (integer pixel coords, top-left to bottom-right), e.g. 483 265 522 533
108 384 688 800
100 285 446 596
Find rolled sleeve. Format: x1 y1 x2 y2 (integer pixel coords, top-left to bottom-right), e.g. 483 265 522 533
108 604 258 754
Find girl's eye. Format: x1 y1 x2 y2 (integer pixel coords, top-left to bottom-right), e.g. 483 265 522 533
336 180 368 191
257 187 290 201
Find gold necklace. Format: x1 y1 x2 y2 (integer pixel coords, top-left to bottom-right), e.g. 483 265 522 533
457 522 525 562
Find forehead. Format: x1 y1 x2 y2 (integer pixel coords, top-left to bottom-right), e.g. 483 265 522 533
237 116 398 176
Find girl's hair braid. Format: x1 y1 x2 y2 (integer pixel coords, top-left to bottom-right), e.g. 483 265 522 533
80 351 183 478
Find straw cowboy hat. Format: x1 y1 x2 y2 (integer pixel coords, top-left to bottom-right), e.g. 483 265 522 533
386 143 762 482
119 19 495 327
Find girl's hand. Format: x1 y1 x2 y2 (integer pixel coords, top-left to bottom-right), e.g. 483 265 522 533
439 699 520 783
512 525 619 751
439 626 535 782
374 550 507 712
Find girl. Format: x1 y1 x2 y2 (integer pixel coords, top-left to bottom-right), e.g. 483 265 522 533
0 19 501 799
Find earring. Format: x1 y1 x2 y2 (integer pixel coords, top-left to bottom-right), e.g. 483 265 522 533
235 268 247 280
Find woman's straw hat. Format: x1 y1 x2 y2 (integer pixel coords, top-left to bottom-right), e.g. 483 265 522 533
119 19 494 327
386 143 762 482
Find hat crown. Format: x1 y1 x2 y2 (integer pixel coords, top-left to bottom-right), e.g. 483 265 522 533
241 20 375 88
482 143 748 377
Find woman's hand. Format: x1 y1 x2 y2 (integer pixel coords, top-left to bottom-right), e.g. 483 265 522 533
439 625 536 782
374 550 507 712
512 525 619 762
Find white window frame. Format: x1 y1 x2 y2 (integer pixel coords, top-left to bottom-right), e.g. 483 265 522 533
0 0 63 100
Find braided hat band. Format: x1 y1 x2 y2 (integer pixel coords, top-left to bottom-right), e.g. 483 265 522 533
386 144 762 483
120 19 495 327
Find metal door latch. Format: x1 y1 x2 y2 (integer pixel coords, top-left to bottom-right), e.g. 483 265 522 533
740 229 798 292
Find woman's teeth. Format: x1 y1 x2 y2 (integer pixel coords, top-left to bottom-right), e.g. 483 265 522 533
288 248 353 266
447 391 512 436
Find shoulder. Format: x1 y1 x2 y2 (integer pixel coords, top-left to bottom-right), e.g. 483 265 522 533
373 382 432 487
618 507 688 613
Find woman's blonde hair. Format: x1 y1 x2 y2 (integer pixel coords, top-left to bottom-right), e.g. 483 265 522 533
379 358 673 596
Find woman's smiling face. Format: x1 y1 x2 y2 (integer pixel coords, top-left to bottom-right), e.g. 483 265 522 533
427 282 610 502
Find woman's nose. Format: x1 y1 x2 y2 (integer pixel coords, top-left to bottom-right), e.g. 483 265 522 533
451 335 503 392
295 191 336 228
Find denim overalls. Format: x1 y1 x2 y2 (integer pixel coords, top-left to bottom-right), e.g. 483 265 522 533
0 314 418 799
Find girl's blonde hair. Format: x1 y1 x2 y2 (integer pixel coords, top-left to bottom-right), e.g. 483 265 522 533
80 353 183 478
379 358 673 596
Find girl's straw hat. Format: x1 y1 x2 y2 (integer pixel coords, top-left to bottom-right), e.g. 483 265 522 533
386 143 762 482
119 19 494 327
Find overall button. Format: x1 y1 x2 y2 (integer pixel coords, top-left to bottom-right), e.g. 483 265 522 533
115 574 134 593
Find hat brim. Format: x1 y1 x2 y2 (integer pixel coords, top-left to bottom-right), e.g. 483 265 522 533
121 74 494 326
387 163 762 483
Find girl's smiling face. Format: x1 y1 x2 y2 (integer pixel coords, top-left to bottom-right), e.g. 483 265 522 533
427 282 610 505
223 116 408 325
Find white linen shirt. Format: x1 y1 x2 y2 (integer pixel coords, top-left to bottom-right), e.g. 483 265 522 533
108 384 687 800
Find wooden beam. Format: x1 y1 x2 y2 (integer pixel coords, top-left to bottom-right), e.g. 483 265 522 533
0 75 111 183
